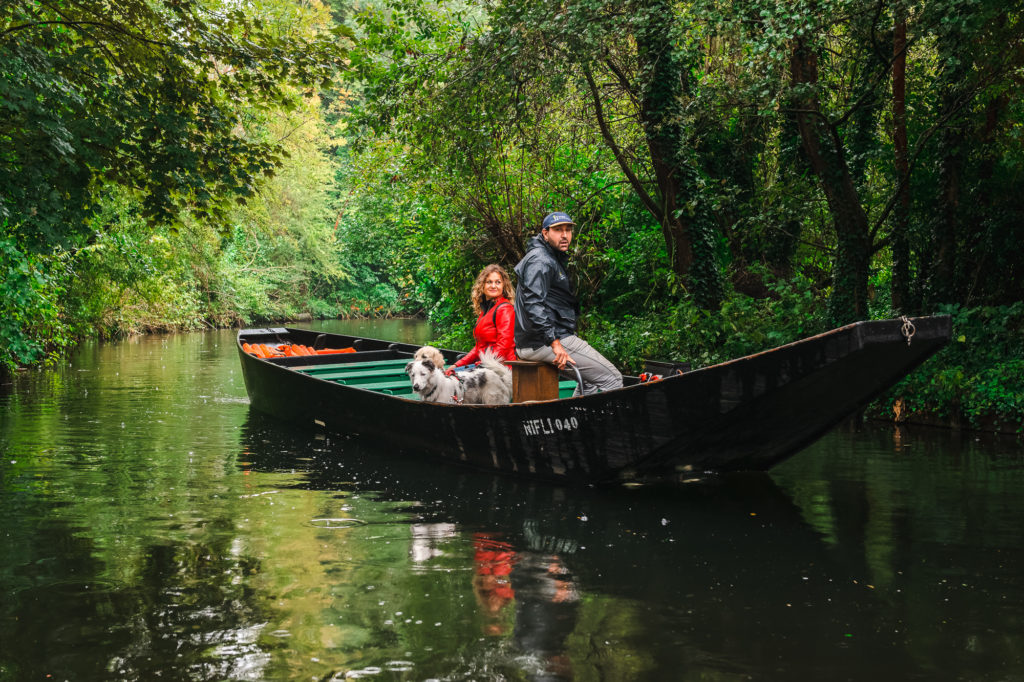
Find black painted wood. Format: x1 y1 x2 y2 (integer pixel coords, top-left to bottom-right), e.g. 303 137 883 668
237 316 951 483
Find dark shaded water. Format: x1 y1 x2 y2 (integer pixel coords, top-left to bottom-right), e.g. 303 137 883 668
2 321 1023 681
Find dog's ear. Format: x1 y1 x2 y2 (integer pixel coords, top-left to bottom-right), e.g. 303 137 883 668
405 361 414 375
422 358 435 372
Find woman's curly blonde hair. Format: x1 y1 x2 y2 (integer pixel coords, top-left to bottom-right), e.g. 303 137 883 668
470 264 515 317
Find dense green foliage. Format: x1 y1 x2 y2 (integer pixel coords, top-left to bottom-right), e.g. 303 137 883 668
337 0 1023 428
1 0 353 364
869 304 1024 432
2 0 1022 429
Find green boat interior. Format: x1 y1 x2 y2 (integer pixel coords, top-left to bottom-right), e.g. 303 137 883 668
267 351 579 399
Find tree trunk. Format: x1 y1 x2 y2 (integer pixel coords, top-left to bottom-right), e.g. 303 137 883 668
929 31 969 307
891 11 911 312
645 137 695 278
631 0 723 310
790 40 871 325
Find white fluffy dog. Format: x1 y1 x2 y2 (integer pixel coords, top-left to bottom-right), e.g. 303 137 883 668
405 348 512 405
413 345 446 370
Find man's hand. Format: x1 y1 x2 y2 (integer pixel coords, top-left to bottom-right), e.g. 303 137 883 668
550 338 575 369
444 367 457 377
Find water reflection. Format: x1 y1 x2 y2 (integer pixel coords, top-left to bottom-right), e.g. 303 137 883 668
237 412 1024 681
771 420 1024 680
509 552 579 680
405 524 580 679
471 533 518 635
2 326 1024 681
239 414 871 680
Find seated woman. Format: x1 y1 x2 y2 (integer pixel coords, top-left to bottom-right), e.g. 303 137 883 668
446 264 516 374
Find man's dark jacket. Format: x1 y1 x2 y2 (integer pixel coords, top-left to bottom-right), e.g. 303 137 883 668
514 233 578 349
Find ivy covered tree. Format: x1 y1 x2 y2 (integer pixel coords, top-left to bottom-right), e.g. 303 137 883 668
721 0 1023 323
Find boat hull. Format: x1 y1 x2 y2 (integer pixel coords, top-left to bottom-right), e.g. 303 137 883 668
238 316 951 482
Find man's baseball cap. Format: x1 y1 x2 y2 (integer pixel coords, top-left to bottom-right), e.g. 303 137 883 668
542 211 575 231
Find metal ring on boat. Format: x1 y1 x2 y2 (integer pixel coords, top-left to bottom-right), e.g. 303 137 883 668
900 316 916 346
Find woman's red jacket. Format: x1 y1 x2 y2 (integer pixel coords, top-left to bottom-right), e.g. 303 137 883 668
453 297 516 367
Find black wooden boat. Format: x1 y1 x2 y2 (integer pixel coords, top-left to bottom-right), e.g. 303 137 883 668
237 315 951 483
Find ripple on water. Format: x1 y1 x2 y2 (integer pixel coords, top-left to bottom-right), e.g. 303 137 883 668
212 396 251 404
37 578 125 596
308 518 368 529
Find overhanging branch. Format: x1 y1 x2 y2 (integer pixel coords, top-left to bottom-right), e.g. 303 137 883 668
582 65 660 219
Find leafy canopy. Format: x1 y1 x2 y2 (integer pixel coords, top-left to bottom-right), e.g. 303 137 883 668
0 0 352 251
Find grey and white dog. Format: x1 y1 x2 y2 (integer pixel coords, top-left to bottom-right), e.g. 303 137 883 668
405 348 512 405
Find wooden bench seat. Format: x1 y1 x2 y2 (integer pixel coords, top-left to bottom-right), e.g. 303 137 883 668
507 360 562 402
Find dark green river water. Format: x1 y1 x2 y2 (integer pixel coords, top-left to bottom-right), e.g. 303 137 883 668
2 321 1023 681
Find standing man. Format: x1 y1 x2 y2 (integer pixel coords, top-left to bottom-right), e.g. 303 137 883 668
514 211 623 395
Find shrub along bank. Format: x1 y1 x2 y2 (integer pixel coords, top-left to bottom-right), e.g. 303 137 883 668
863 304 1024 434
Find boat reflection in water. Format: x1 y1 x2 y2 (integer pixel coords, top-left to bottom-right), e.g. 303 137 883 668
410 523 580 679
238 412 896 681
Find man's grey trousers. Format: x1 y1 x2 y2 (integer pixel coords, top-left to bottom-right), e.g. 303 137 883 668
516 334 623 396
